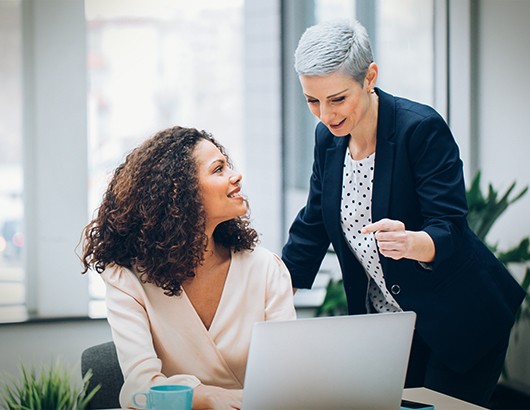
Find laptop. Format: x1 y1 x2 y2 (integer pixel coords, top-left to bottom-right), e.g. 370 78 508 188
242 311 416 410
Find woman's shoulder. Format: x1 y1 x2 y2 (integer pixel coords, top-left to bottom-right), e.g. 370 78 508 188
100 263 142 287
379 88 442 122
233 246 287 273
231 247 292 293
233 246 273 263
395 96 444 125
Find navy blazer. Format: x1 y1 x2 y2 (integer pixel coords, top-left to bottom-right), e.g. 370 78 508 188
282 88 525 372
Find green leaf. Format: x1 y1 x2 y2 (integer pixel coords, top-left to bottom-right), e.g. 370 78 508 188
467 172 528 241
77 369 101 409
315 278 348 317
497 238 530 265
465 171 530 335
0 359 101 410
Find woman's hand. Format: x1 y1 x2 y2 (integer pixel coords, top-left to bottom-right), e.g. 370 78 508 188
192 384 242 410
361 218 435 262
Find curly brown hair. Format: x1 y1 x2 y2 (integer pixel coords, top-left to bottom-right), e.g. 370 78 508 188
81 126 258 296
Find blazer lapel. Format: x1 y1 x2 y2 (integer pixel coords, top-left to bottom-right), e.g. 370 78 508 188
372 88 396 223
322 136 348 241
372 89 396 273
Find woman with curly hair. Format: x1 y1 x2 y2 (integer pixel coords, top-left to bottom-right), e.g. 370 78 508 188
82 126 296 409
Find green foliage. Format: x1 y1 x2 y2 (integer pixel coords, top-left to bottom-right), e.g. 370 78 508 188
466 171 530 324
466 171 528 246
315 277 348 317
0 359 100 410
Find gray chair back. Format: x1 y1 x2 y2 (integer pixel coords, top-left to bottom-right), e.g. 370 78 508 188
81 341 124 409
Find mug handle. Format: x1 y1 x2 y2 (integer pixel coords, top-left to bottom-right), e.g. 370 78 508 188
132 392 149 409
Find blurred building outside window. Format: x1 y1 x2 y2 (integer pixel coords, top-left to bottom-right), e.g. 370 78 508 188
0 0 25 323
85 0 245 317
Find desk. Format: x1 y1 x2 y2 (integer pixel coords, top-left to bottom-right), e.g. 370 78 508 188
403 388 488 409
110 388 487 410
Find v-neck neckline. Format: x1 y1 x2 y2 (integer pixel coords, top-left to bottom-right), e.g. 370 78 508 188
182 250 234 333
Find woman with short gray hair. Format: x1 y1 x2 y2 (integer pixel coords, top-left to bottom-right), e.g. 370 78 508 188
282 19 524 407
294 19 373 83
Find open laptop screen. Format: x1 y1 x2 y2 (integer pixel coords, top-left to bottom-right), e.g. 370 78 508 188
242 311 416 410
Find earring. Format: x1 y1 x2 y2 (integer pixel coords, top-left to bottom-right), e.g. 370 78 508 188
370 89 375 94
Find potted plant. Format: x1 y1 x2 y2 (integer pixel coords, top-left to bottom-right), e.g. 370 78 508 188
0 359 100 410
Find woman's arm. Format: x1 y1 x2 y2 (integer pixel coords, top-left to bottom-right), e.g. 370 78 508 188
265 254 297 321
407 114 468 267
361 218 435 262
368 112 467 267
282 123 333 288
102 266 201 408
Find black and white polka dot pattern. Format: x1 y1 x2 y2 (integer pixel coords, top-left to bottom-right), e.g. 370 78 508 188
340 149 402 313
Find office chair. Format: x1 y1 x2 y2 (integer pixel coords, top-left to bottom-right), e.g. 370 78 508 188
81 341 124 409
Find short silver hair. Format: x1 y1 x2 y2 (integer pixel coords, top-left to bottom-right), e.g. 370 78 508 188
294 19 373 85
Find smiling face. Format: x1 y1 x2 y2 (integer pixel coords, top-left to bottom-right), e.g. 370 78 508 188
299 65 378 138
193 139 247 231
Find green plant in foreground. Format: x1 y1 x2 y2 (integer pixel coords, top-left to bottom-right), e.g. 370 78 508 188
0 359 100 410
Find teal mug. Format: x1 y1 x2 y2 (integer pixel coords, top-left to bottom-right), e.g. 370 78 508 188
132 385 193 410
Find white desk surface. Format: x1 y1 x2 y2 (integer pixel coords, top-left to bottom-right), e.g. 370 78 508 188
403 387 488 409
109 387 487 410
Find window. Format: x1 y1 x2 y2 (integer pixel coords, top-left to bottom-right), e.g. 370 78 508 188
85 0 245 317
0 0 244 323
0 0 25 322
283 0 437 232
1 0 440 321
374 0 434 106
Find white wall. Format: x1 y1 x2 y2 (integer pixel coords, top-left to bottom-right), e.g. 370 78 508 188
476 0 530 395
477 0 530 251
0 319 112 382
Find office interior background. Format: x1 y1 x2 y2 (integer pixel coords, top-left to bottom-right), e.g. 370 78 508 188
0 0 529 400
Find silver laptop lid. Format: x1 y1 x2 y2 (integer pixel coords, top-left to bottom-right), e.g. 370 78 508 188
242 311 416 410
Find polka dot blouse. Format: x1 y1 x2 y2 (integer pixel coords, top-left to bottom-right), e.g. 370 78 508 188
340 149 402 313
